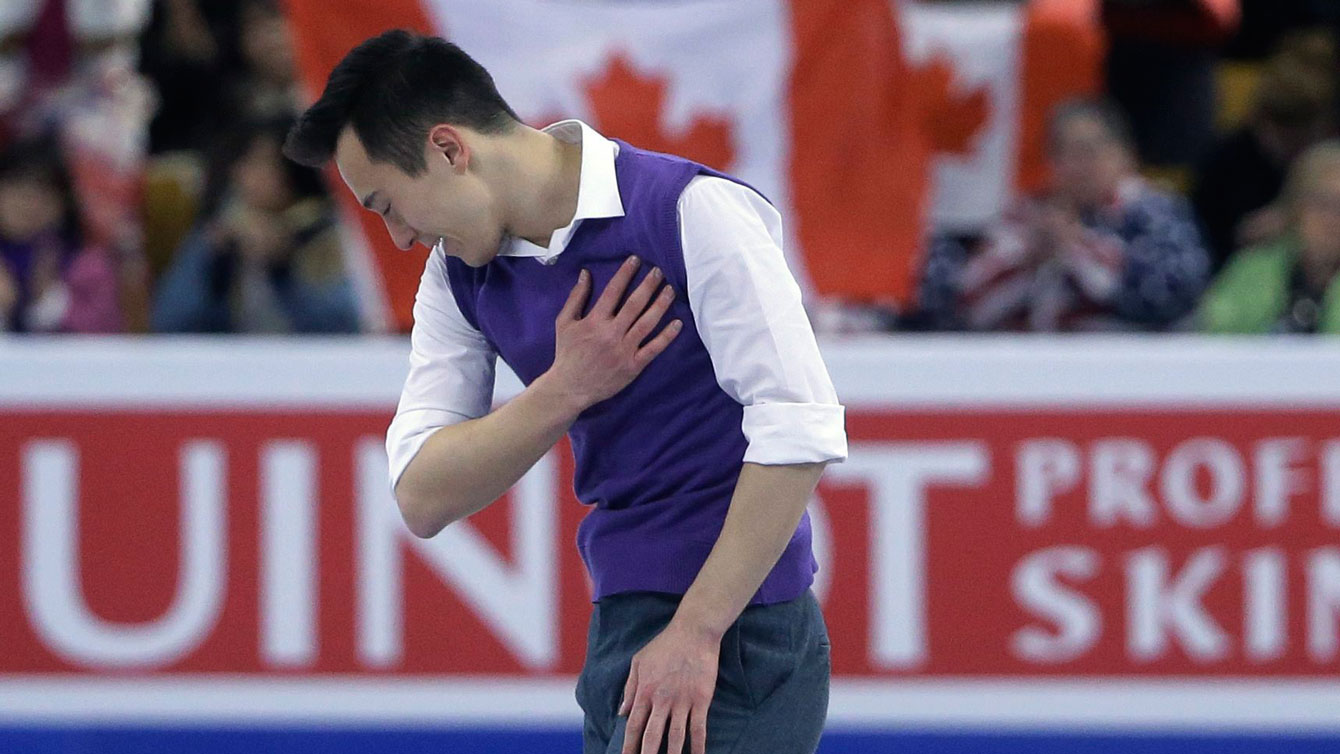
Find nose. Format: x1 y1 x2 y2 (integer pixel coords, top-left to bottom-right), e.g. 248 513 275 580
382 216 415 251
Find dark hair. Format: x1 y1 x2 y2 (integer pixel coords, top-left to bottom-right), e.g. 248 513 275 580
203 116 328 218
1046 98 1135 153
283 30 520 175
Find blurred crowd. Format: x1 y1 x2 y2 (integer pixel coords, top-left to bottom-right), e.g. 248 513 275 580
1 0 1338 335
907 2 1340 335
0 0 358 334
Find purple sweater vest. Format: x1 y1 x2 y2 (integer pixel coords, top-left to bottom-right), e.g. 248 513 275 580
442 140 815 605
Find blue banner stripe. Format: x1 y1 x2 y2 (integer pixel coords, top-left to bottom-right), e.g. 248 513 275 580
3 727 1339 754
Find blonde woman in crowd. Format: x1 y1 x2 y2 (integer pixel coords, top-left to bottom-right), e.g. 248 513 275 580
1201 140 1340 333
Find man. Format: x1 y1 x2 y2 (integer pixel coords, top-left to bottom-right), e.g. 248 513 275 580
915 98 1209 332
284 30 846 754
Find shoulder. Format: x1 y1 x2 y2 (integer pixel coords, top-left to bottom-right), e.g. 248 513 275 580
1125 179 1193 215
1221 237 1297 277
677 175 782 247
679 174 772 212
1202 237 1295 332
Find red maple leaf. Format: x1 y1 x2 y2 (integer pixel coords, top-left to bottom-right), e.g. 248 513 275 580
579 52 735 170
915 55 991 156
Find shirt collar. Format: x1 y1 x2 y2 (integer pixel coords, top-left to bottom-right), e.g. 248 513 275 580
499 119 624 261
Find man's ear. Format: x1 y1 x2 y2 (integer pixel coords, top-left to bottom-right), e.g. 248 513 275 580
427 124 468 171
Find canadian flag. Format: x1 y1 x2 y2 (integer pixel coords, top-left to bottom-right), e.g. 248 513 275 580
282 0 1102 332
900 0 1105 232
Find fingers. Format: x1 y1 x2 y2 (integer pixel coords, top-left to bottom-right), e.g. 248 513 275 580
625 284 676 345
613 266 664 330
592 255 641 319
557 269 591 322
619 662 638 717
639 704 669 754
622 695 652 754
690 703 708 754
665 704 689 754
634 319 684 368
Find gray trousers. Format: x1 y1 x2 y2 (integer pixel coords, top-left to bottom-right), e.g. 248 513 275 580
575 589 830 754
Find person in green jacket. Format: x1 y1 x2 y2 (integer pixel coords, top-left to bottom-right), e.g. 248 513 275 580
1202 140 1340 334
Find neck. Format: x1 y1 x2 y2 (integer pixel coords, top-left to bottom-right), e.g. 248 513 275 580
498 126 583 247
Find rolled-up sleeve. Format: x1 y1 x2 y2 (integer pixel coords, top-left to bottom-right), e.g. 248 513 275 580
679 176 847 465
386 245 497 494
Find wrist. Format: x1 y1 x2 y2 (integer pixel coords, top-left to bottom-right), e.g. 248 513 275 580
531 370 590 421
669 600 729 645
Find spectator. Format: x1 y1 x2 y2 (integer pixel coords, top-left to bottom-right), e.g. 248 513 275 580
151 118 361 333
139 0 243 154
139 0 298 155
229 0 301 122
1201 140 1340 333
0 136 122 333
0 0 155 330
1192 31 1337 273
915 99 1210 331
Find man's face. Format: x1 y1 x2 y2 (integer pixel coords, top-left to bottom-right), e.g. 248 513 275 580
334 126 504 266
1049 115 1131 209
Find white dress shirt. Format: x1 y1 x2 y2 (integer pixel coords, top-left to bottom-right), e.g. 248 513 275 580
386 120 846 493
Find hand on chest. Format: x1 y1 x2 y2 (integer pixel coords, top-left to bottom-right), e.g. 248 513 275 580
474 249 689 385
